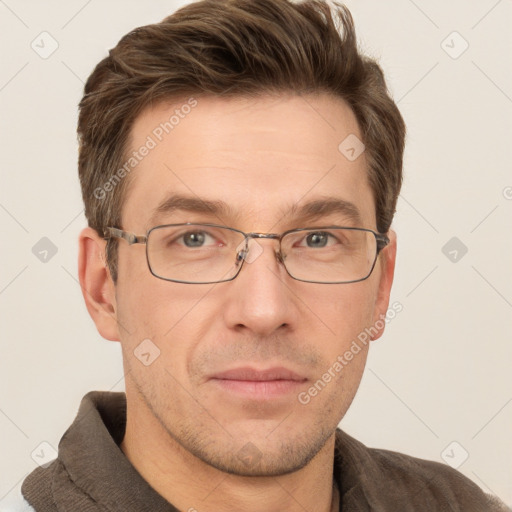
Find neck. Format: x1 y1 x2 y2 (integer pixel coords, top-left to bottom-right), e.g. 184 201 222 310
120 391 339 512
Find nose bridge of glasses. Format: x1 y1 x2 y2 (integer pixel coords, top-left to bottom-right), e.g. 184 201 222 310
246 232 281 242
236 232 283 264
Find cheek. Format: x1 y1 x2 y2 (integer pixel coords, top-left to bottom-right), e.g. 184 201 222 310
115 265 199 337
312 281 377 342
115 276 218 376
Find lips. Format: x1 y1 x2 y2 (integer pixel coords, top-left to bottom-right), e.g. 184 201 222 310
210 367 307 382
208 366 307 399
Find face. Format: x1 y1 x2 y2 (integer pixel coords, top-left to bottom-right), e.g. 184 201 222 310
110 93 394 476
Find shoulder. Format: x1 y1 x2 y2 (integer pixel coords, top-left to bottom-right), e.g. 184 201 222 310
369 444 482 494
0 480 35 512
370 448 510 510
334 429 510 511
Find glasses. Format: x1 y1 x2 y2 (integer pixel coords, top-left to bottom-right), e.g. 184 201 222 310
105 223 389 284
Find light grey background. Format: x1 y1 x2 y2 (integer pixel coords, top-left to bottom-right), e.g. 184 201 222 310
1 0 511 506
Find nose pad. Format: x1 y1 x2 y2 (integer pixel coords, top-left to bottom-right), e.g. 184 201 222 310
236 238 265 264
235 239 249 266
235 247 246 266
275 250 285 264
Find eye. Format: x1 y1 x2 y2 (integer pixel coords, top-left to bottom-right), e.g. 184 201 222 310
298 231 336 248
179 230 217 247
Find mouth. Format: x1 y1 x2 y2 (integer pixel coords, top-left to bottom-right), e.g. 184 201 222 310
208 366 307 400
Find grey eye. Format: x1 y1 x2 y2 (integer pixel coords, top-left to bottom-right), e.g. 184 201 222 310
305 232 329 248
183 231 206 247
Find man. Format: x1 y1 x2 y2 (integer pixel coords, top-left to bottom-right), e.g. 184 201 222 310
5 0 509 510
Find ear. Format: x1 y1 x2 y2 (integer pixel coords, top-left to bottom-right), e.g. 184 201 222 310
78 227 120 341
370 228 397 342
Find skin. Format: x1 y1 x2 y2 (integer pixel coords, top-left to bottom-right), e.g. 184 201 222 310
79 93 396 512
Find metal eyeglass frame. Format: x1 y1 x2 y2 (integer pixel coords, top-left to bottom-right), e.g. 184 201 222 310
105 223 390 285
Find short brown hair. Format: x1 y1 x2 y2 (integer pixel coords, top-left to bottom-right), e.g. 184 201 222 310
78 0 406 282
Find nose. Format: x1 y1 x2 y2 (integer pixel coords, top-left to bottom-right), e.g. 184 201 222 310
222 238 298 336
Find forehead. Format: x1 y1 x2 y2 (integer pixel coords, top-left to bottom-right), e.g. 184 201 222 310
121 93 375 231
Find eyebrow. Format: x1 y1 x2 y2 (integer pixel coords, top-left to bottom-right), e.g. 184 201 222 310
147 195 234 228
286 197 363 226
146 194 363 229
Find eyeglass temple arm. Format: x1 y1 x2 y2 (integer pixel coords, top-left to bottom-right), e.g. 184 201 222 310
105 227 147 245
375 233 390 252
